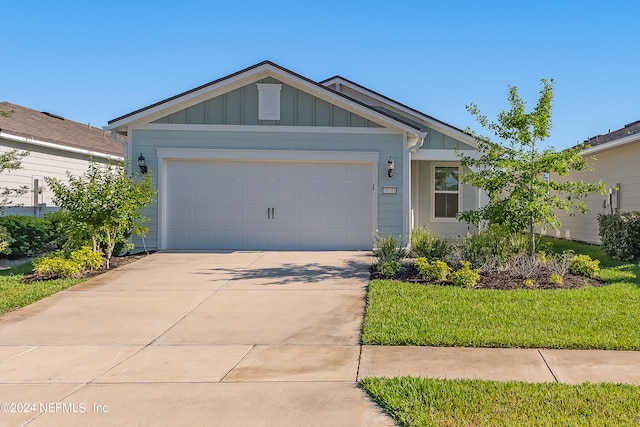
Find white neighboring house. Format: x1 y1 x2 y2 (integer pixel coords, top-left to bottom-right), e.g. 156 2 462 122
546 120 640 244
0 102 124 216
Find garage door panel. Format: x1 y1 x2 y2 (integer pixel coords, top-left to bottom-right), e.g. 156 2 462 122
165 158 374 250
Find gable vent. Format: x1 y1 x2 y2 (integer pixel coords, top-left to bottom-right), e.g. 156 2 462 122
257 83 282 121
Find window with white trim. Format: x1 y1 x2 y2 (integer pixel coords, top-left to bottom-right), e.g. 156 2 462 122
433 165 460 219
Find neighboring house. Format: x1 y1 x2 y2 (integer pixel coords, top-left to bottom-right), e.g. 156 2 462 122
107 60 479 251
0 102 124 216
546 120 640 244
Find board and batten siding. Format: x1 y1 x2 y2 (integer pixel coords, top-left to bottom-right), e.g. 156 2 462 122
130 128 405 250
411 160 476 238
153 78 382 129
0 139 117 215
547 140 640 244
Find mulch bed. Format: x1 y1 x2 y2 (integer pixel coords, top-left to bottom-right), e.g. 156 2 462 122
21 251 155 284
370 260 608 290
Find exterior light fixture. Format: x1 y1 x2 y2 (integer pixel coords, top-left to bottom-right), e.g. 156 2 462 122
387 156 394 178
137 153 148 174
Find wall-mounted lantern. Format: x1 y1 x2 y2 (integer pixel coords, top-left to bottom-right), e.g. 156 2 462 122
138 153 148 174
387 156 394 178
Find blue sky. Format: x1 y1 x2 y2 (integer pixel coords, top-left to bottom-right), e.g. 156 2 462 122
3 0 637 149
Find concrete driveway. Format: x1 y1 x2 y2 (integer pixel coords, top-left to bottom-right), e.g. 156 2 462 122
0 251 394 426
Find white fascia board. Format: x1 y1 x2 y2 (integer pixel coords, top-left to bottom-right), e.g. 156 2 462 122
323 77 477 148
108 64 275 132
411 149 477 161
0 131 123 161
131 123 400 135
579 134 640 156
111 63 421 137
271 72 422 137
156 148 380 163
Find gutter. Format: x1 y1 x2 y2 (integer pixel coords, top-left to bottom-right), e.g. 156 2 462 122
0 130 123 161
408 131 427 153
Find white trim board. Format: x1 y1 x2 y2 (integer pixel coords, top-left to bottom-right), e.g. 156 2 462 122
0 131 123 161
133 123 401 135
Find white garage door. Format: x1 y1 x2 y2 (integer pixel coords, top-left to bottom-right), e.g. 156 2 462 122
165 159 374 250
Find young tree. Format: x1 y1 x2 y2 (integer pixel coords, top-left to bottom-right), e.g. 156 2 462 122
458 79 605 255
46 162 156 268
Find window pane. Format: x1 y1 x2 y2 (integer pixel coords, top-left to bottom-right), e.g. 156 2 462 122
435 167 459 191
435 193 458 218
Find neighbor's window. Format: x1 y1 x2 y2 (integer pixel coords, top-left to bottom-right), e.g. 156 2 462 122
434 166 460 219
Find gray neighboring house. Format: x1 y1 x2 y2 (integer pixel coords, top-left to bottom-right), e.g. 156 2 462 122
0 102 124 216
107 61 480 251
546 120 640 244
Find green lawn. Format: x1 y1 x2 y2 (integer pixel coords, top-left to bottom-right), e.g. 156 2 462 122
360 377 640 427
362 238 640 349
0 261 82 315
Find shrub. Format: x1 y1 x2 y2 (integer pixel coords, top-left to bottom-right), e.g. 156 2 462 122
523 278 535 288
549 273 563 285
70 246 104 270
0 215 55 257
451 261 480 288
0 225 14 255
377 260 401 278
570 254 600 278
34 251 82 278
461 225 528 267
416 258 451 282
598 212 640 261
410 227 450 259
374 234 403 262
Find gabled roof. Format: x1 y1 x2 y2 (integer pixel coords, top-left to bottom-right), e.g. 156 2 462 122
107 60 422 135
580 120 640 155
320 75 476 147
0 102 123 158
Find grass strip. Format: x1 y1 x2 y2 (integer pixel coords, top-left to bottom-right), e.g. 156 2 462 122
362 238 640 349
360 377 640 427
0 261 82 315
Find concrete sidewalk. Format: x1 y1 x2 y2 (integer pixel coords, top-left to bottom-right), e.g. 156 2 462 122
1 251 639 426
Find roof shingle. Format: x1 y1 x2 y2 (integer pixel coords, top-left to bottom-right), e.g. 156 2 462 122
0 102 123 157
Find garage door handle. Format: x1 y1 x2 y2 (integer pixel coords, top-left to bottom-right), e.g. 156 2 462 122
267 207 271 219
272 207 275 219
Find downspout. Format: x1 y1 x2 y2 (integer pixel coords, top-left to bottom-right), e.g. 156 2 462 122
105 126 128 157
408 131 427 154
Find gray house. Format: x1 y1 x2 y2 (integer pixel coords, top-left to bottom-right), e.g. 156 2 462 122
107 61 479 251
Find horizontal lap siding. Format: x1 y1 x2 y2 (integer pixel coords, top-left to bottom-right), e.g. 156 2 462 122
0 139 117 209
551 140 640 244
131 129 404 251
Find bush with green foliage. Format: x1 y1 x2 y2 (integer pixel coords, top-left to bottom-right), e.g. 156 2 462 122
0 225 14 255
461 225 529 267
549 273 563 285
34 246 104 278
598 212 640 261
34 251 82 278
450 261 480 288
377 260 401 278
416 258 451 282
69 246 104 270
374 234 403 262
410 227 450 259
0 215 55 257
569 254 600 278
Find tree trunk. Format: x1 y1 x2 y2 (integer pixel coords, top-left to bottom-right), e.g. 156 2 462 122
528 216 535 257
